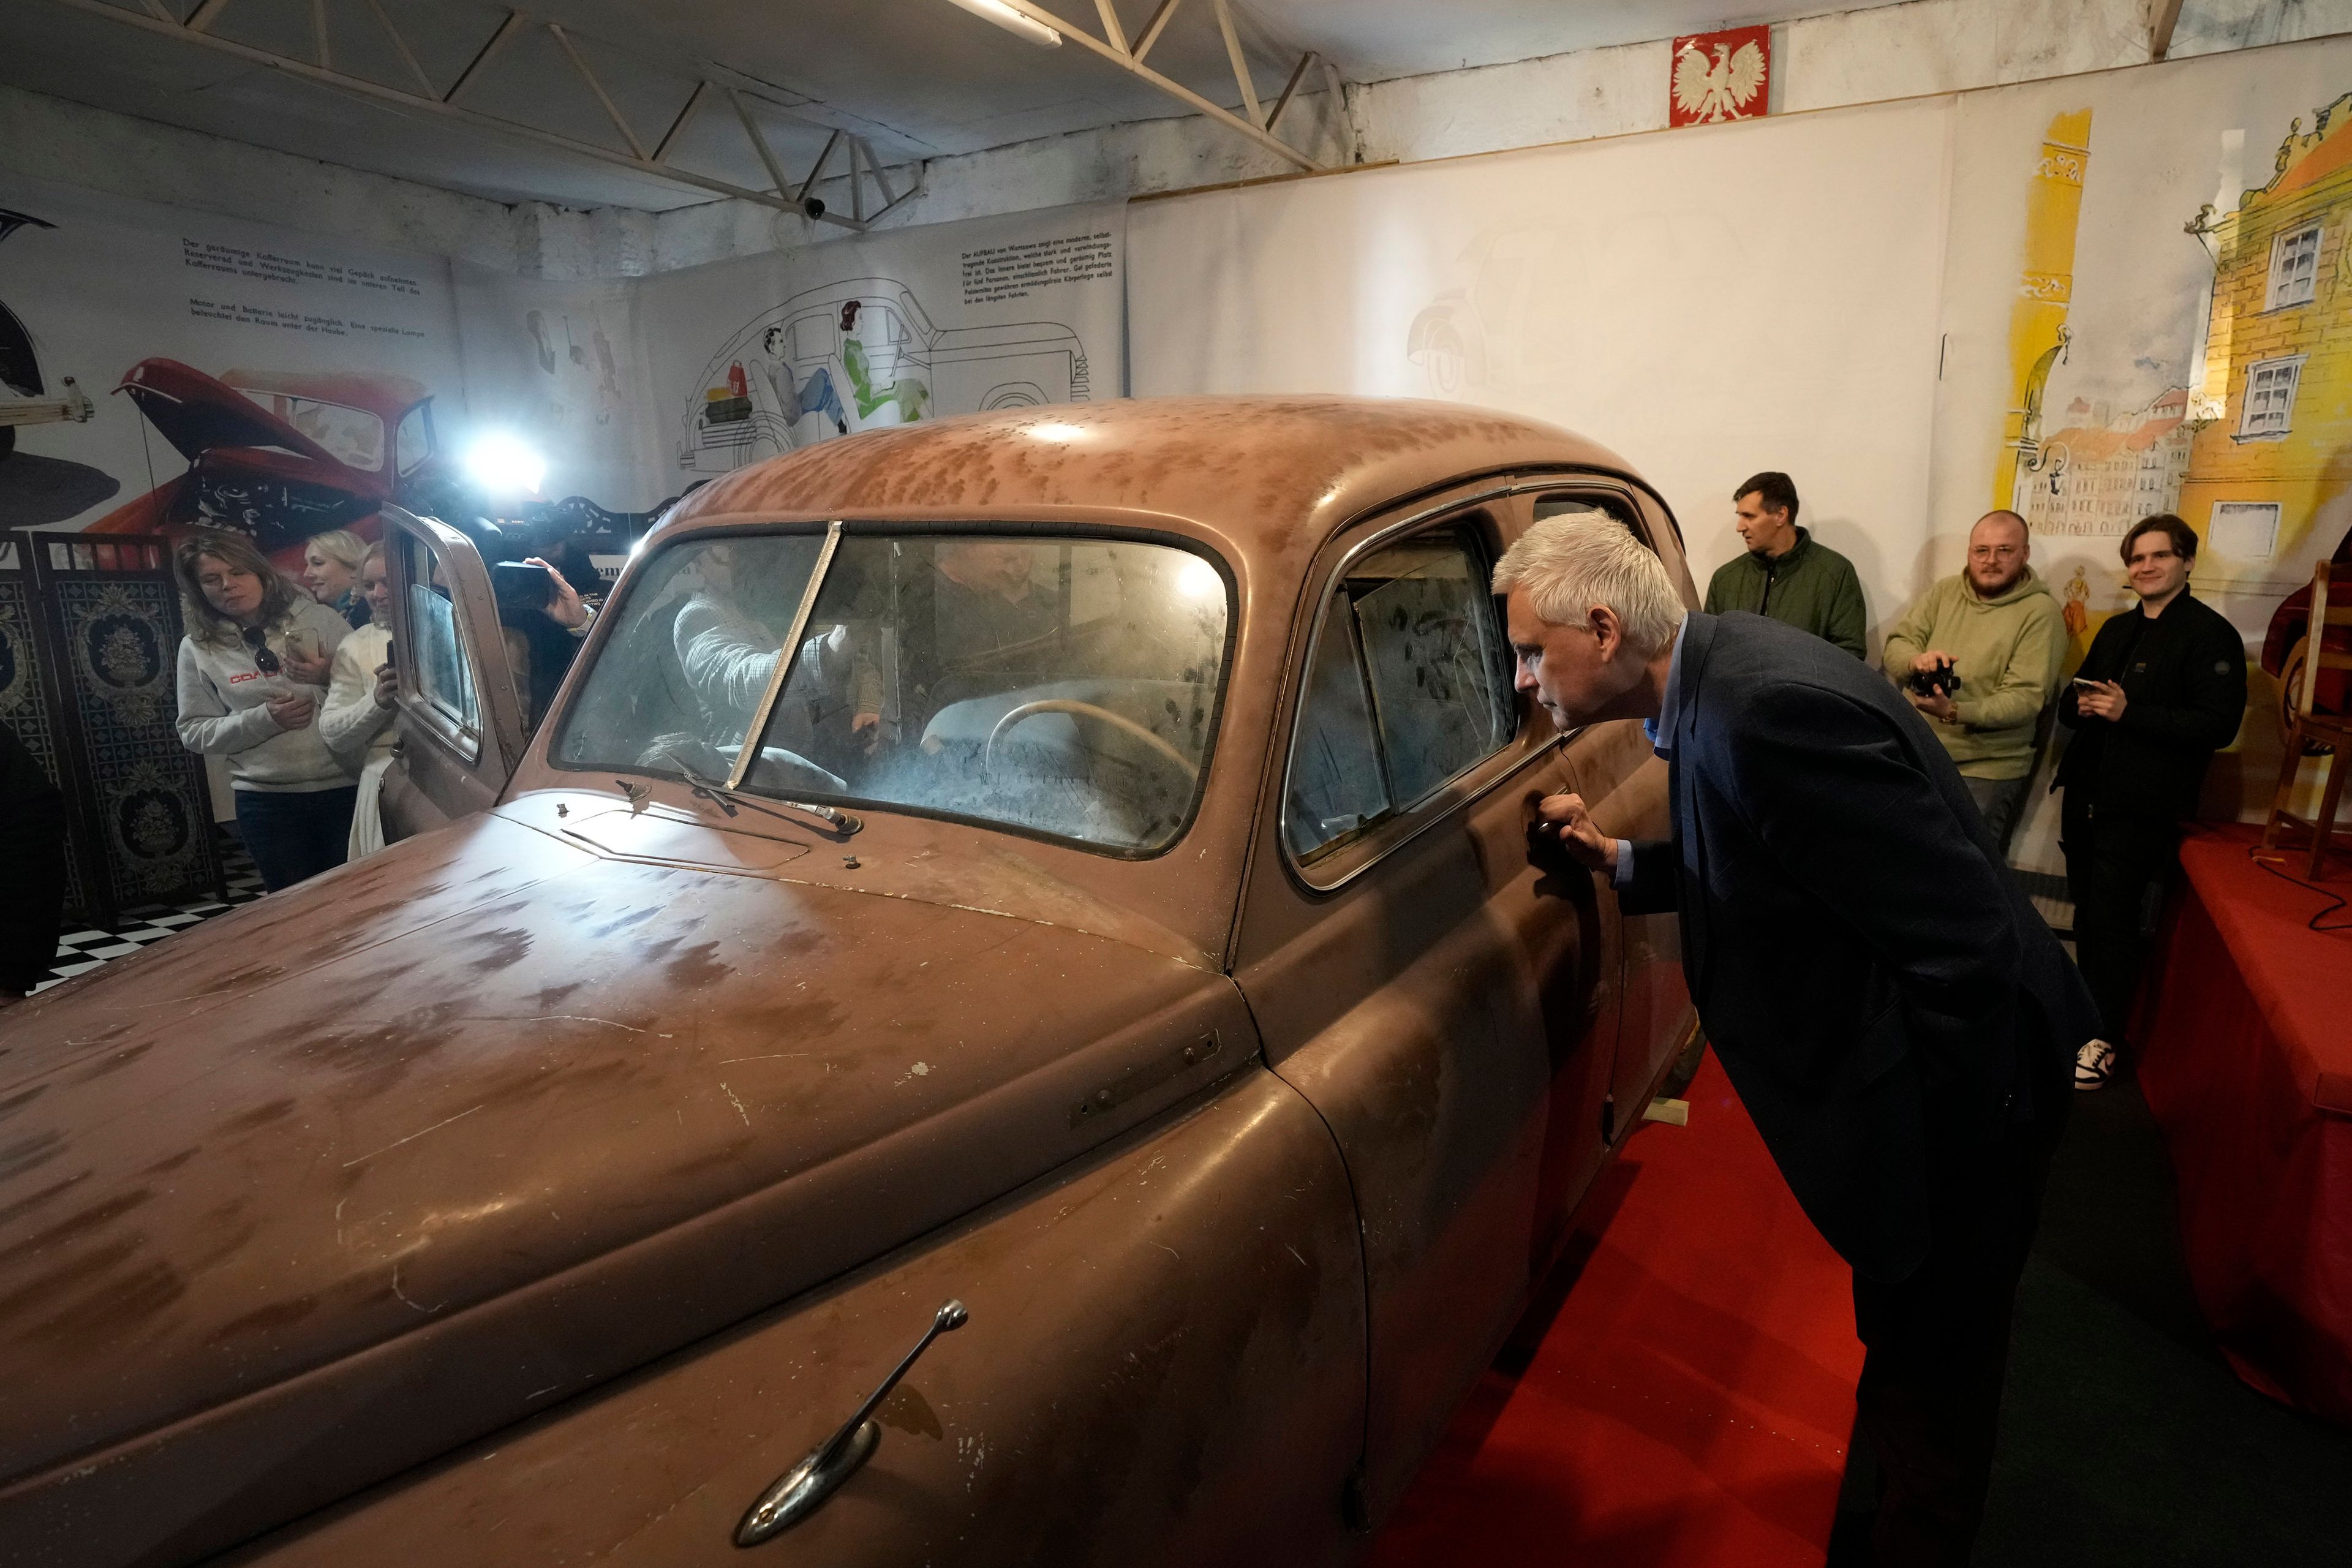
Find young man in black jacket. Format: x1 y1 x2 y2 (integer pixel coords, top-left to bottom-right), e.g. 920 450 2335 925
2057 514 2248 1090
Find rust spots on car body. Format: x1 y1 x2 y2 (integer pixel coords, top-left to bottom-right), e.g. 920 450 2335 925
208 1294 321 1344
0 1131 66 1185
0 1172 91 1231
66 1041 154 1085
21 1259 188 1349
464 928 535 974
219 1099 298 1134
660 941 731 989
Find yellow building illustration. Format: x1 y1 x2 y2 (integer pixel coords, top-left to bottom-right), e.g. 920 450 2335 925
2180 92 2352 593
2000 110 2093 513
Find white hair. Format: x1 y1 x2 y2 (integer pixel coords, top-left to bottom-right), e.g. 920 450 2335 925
1492 514 1686 655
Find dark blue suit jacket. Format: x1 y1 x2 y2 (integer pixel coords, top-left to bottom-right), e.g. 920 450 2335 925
1621 613 2098 1282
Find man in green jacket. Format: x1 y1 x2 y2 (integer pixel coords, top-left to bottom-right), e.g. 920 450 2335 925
1702 471 1870 659
1881 510 2067 854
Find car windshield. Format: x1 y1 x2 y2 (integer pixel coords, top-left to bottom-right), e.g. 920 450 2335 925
553 530 1232 855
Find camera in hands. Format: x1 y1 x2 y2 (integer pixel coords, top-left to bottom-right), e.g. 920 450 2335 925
1906 658 1962 699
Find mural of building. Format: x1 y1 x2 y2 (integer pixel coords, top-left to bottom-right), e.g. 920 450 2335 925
1999 110 2093 514
2180 92 2352 594
2021 388 2193 536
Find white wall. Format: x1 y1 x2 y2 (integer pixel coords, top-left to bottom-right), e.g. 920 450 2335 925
1129 94 1956 655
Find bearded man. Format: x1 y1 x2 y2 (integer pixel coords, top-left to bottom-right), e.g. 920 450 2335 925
1880 510 2067 853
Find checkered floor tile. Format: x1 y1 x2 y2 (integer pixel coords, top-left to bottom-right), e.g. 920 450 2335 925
30 833 265 995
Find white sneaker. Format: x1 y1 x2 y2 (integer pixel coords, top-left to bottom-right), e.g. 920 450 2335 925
2074 1038 2117 1091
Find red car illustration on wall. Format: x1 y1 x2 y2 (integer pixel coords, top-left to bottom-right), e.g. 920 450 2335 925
86 359 442 569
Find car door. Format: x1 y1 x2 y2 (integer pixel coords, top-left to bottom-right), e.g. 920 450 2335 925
1523 482 1701 1133
1231 490 1611 1523
375 503 526 842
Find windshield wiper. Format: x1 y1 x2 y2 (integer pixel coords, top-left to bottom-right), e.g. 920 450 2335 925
656 755 862 837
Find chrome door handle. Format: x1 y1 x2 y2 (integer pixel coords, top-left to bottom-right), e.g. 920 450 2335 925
734 1300 968 1547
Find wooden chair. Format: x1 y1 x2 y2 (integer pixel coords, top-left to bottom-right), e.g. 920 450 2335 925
2261 559 2352 878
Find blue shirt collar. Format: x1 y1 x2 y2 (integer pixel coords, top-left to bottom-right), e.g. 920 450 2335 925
1642 615 1691 759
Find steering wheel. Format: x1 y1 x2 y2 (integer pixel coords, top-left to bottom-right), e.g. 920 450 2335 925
983 699 1196 788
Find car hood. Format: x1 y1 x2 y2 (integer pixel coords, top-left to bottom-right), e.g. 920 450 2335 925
0 806 1250 1565
115 357 353 475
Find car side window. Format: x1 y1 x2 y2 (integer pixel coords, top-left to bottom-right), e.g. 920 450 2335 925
1285 523 1515 862
396 532 480 741
1532 492 1654 551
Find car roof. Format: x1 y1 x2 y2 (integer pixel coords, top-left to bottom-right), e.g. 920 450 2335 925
659 394 1642 579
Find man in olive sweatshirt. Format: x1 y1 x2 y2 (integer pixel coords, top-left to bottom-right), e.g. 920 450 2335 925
1882 511 2067 854
1703 471 1870 659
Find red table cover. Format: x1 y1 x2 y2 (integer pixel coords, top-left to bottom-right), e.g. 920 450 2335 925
2135 824 2352 1427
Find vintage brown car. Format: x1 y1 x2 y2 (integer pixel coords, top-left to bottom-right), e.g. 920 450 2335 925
0 397 1697 1567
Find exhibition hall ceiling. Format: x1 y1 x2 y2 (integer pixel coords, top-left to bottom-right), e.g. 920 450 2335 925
0 0 1905 211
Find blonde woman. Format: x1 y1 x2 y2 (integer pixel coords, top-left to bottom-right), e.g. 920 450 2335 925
320 543 400 858
302 528 371 629
172 529 355 890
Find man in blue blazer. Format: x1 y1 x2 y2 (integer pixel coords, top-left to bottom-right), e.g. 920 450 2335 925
1496 515 2098 1568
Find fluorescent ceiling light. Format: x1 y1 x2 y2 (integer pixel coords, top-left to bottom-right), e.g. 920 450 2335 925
943 0 1062 48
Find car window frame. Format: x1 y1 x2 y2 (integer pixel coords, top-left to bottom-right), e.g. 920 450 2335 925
390 533 487 765
379 503 529 812
1275 473 1676 894
541 518 1242 863
1279 499 1526 891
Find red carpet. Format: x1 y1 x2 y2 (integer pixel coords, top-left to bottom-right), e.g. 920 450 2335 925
1369 1054 1864 1567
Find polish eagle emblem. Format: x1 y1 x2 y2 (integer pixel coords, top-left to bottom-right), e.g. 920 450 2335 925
1672 37 1766 124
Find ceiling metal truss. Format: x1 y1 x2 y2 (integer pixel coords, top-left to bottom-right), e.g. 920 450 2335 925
989 0 1344 170
47 0 917 228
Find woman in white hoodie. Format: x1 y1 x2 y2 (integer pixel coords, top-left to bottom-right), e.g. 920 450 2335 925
172 529 355 891
319 543 399 859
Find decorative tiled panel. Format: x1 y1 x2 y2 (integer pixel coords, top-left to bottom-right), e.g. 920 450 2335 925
0 569 94 918
53 573 214 908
